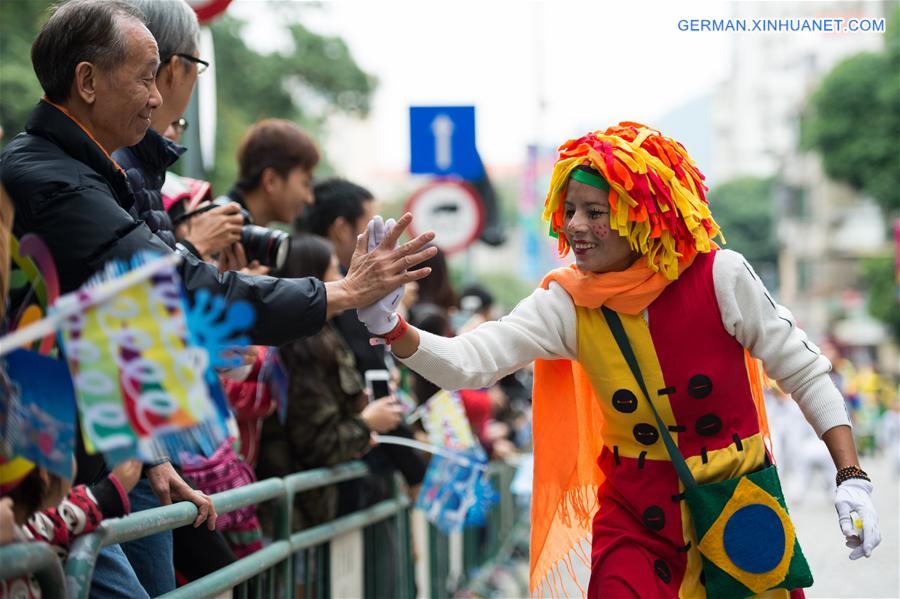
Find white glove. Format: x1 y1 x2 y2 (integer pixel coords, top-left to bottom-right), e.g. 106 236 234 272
357 216 406 335
834 478 881 560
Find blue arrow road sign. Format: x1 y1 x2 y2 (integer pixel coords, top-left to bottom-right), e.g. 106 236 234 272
409 106 483 178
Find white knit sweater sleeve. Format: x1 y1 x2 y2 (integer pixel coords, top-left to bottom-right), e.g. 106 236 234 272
396 281 577 391
713 249 850 437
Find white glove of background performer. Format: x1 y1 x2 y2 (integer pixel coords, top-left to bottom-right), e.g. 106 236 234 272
357 216 406 335
834 478 881 560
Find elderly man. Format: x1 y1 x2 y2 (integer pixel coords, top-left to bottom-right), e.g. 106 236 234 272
108 2 294 593
0 1 435 597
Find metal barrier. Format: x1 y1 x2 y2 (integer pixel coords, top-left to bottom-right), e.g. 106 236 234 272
0 542 67 599
0 459 525 598
416 461 528 598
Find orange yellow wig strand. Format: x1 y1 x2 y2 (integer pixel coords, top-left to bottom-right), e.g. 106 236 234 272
542 122 724 280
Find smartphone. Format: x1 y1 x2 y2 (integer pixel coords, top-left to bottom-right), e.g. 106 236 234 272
364 369 392 401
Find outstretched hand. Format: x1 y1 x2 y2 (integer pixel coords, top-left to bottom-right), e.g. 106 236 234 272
327 213 436 318
357 216 407 334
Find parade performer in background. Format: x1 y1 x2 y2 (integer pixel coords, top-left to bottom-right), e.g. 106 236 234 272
355 123 881 597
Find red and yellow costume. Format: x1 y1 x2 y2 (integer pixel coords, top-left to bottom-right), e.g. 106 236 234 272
530 123 802 598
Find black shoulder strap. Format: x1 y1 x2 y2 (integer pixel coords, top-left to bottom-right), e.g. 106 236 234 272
601 306 697 489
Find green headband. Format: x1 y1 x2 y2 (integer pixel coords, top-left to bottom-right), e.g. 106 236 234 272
569 167 610 191
549 168 612 240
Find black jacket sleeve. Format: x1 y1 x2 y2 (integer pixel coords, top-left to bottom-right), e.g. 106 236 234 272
176 245 327 345
19 183 326 346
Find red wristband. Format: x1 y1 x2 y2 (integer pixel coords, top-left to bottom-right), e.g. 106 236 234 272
378 314 408 346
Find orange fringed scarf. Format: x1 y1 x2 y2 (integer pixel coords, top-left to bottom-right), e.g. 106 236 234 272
529 256 696 596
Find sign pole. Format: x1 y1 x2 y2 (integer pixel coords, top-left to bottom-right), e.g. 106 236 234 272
464 246 474 285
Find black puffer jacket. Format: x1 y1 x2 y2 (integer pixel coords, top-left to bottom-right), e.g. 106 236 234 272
113 127 182 249
2 100 330 483
1 101 326 347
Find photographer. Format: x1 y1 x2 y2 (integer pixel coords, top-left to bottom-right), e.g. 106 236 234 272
231 119 317 230
200 118 319 274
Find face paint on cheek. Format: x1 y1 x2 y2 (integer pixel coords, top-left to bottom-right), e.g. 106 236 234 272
591 223 611 239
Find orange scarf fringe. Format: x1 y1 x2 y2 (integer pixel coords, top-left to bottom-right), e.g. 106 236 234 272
529 256 694 594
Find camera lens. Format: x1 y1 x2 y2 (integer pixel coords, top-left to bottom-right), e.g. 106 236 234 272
241 224 290 270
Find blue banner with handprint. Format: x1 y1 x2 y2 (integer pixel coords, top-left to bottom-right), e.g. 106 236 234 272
183 287 256 456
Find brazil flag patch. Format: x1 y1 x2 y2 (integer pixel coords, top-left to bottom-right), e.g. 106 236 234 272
685 465 813 597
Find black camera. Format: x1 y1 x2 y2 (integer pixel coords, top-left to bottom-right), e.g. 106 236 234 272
210 197 290 270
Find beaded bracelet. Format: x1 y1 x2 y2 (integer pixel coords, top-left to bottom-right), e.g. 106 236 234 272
835 465 870 486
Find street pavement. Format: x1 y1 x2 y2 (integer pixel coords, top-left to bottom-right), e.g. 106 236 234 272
785 455 899 598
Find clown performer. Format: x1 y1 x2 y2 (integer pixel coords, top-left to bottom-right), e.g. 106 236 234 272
356 123 882 598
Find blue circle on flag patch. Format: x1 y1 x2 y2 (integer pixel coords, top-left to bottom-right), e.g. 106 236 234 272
723 503 785 573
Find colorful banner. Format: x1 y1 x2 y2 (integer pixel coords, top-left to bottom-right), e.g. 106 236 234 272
183 287 256 444
257 348 289 425
421 390 476 450
416 390 497 533
58 254 222 465
416 447 497 534
4 234 60 355
0 349 77 480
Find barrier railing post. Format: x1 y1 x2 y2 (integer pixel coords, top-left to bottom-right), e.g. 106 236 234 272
428 524 450 599
394 500 411 597
64 526 108 599
274 486 292 599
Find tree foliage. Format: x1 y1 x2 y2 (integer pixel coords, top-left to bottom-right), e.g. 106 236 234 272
707 176 778 270
802 5 900 215
861 255 900 344
802 5 900 344
0 3 376 193
0 0 53 140
207 14 375 191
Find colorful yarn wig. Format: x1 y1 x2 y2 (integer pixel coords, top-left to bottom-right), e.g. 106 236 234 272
542 122 723 280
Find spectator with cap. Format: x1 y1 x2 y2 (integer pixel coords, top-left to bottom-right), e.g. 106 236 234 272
456 283 495 334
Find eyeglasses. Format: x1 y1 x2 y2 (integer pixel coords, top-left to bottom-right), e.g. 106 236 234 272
171 117 189 135
171 53 209 75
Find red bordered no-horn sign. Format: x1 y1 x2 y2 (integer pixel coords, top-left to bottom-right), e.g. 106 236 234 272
404 179 484 256
187 0 233 23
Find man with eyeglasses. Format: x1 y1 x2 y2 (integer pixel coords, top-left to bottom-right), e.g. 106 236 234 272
112 1 231 258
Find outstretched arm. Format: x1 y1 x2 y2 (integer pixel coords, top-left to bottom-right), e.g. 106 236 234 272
355 216 577 390
714 249 849 436
384 282 577 391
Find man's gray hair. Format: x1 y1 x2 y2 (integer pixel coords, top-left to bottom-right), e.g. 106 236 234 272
31 0 146 103
124 0 199 67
